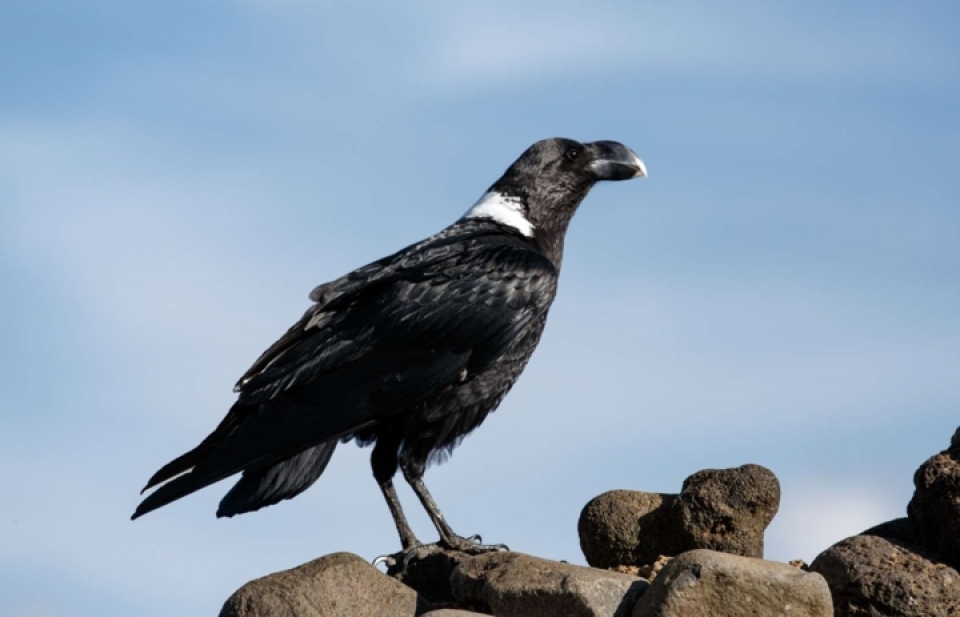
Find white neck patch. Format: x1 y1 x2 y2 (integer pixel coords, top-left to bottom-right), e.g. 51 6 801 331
461 191 535 237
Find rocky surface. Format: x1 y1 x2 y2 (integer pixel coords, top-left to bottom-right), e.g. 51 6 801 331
860 517 919 545
579 464 779 570
216 428 960 617
810 534 960 616
218 552 426 617
579 490 681 570
810 426 960 616
907 433 960 570
676 464 780 557
451 551 648 617
632 549 832 617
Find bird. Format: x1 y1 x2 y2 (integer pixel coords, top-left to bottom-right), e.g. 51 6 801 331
132 137 646 558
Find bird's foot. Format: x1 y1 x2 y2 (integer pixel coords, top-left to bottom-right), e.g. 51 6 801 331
373 542 445 570
372 535 507 570
439 533 509 555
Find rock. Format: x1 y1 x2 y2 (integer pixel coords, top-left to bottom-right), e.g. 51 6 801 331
218 552 425 617
632 549 832 617
860 517 919 545
420 611 486 617
451 551 648 617
579 490 682 569
387 546 474 605
810 534 960 617
676 464 780 559
579 465 780 570
907 432 960 569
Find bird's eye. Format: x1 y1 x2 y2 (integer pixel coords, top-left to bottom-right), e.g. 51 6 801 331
565 148 581 161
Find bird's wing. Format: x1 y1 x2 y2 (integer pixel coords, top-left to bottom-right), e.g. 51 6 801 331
237 231 558 427
138 228 487 497
133 231 557 518
234 224 472 390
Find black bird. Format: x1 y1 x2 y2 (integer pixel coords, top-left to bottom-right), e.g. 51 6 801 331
133 138 646 556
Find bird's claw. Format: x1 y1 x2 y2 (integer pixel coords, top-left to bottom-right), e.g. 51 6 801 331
372 553 397 569
373 535 507 570
373 543 443 571
440 533 510 554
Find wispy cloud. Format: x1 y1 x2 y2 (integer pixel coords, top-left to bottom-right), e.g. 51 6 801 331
416 2 953 88
767 481 904 562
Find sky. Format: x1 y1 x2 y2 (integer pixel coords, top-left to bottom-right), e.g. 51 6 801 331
1 1 958 615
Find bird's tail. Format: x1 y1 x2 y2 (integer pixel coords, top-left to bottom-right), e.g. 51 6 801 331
131 440 339 520
216 441 337 517
139 404 247 495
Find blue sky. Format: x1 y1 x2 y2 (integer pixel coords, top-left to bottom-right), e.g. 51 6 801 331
1 1 958 616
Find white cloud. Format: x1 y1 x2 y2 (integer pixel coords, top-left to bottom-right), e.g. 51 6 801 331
416 2 947 89
766 480 905 563
197 2 952 98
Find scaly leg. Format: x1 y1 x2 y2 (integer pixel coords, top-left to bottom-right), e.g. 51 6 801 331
379 478 419 550
371 437 430 567
400 452 508 554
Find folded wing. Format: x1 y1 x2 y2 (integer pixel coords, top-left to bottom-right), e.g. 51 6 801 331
133 228 557 519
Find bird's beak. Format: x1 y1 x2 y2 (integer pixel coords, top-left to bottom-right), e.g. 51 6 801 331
586 141 647 181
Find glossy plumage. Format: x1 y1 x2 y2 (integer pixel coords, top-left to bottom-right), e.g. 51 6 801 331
133 137 645 553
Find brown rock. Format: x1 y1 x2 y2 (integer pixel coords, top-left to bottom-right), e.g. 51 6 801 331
907 434 960 569
579 490 682 569
676 464 780 558
860 517 919 545
810 534 960 616
579 465 780 570
218 552 424 617
420 611 486 617
633 549 832 617
451 552 648 617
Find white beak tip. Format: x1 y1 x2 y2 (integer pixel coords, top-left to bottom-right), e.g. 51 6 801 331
633 156 647 178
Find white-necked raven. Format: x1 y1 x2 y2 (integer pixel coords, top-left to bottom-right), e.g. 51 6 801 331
133 138 646 556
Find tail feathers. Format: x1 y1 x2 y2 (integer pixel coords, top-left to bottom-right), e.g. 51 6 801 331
132 439 340 521
132 464 225 520
140 406 247 494
140 446 205 495
216 441 337 518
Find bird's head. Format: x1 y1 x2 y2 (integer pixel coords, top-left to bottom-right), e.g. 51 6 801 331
493 137 646 201
465 137 646 267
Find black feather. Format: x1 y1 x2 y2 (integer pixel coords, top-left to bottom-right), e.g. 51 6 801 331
133 137 644 528
217 441 337 517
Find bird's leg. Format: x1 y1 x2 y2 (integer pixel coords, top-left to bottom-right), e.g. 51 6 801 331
373 478 435 569
371 438 431 568
400 453 508 555
379 478 419 551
